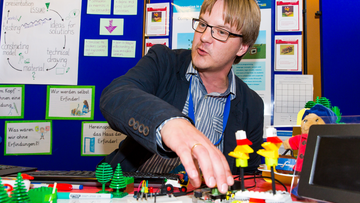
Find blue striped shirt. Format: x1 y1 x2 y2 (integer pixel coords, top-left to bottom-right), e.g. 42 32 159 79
137 63 236 173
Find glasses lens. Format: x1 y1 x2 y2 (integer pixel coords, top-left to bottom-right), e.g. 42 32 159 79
193 19 206 32
212 27 229 41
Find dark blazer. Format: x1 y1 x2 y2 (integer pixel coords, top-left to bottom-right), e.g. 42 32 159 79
99 45 264 174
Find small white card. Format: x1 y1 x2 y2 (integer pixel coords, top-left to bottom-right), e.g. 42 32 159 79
275 0 302 31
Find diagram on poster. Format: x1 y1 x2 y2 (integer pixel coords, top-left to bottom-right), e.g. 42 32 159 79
0 0 82 85
4 120 52 155
81 122 127 156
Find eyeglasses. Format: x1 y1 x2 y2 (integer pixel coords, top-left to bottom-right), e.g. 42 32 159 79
192 18 243 42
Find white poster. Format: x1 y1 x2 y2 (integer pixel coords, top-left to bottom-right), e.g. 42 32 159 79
144 38 169 55
275 0 302 31
82 122 127 156
274 75 313 125
145 3 170 36
5 121 52 155
275 35 302 71
0 0 82 85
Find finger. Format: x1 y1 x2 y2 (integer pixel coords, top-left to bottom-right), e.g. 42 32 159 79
211 150 233 193
220 153 234 186
178 146 201 187
191 144 216 188
202 150 228 193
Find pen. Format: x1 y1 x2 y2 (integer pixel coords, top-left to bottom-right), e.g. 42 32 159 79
31 183 83 190
57 192 113 199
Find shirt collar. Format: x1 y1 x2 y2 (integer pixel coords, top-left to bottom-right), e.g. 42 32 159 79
186 62 236 100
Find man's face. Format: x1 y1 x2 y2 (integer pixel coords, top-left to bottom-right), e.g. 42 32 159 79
191 0 248 73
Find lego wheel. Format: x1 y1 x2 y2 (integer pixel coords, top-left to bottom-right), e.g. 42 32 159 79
180 186 187 193
164 184 174 194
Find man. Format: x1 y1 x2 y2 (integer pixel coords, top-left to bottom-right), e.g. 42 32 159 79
100 0 263 194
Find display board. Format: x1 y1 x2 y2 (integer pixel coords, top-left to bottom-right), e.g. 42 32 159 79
0 0 308 171
0 0 145 170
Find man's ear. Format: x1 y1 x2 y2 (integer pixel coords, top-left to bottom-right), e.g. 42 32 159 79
236 44 249 57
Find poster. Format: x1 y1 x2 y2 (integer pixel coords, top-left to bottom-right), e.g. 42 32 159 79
144 38 169 55
145 3 170 36
0 85 24 119
274 75 313 125
275 35 302 71
46 85 95 120
275 0 302 31
0 0 82 85
4 120 52 155
81 122 127 156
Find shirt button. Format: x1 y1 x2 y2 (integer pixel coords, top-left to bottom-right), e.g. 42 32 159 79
197 118 201 122
204 96 208 99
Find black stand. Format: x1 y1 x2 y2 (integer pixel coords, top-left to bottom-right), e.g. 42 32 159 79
240 166 245 191
271 166 276 195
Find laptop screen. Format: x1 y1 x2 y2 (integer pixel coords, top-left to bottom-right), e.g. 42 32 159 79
298 124 360 203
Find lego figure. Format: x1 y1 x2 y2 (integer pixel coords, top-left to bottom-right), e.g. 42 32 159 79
283 104 337 172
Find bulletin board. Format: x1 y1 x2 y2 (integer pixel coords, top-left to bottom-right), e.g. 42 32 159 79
0 0 306 171
0 0 146 171
320 1 360 116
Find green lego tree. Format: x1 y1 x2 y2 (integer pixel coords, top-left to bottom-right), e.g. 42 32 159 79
317 97 331 108
11 173 30 203
110 163 128 198
304 100 316 109
0 178 11 203
95 162 113 193
304 96 342 123
332 106 342 123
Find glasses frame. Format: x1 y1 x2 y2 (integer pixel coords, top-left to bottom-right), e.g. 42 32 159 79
192 18 243 42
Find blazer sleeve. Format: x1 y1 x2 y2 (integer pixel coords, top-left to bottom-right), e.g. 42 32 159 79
99 45 190 158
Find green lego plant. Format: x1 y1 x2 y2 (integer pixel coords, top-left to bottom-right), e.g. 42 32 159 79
0 178 11 203
95 162 113 193
11 173 31 203
110 163 128 198
304 100 316 109
305 97 342 123
317 96 331 108
332 106 342 123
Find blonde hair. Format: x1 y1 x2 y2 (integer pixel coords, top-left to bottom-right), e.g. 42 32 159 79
200 0 261 64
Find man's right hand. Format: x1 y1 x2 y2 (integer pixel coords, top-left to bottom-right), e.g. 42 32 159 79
160 118 234 194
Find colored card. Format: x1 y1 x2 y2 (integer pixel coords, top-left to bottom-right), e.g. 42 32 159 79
0 85 25 119
81 121 127 156
4 120 52 155
111 40 136 58
84 39 108 56
99 18 124 35
114 0 137 15
87 0 111 15
46 85 95 120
